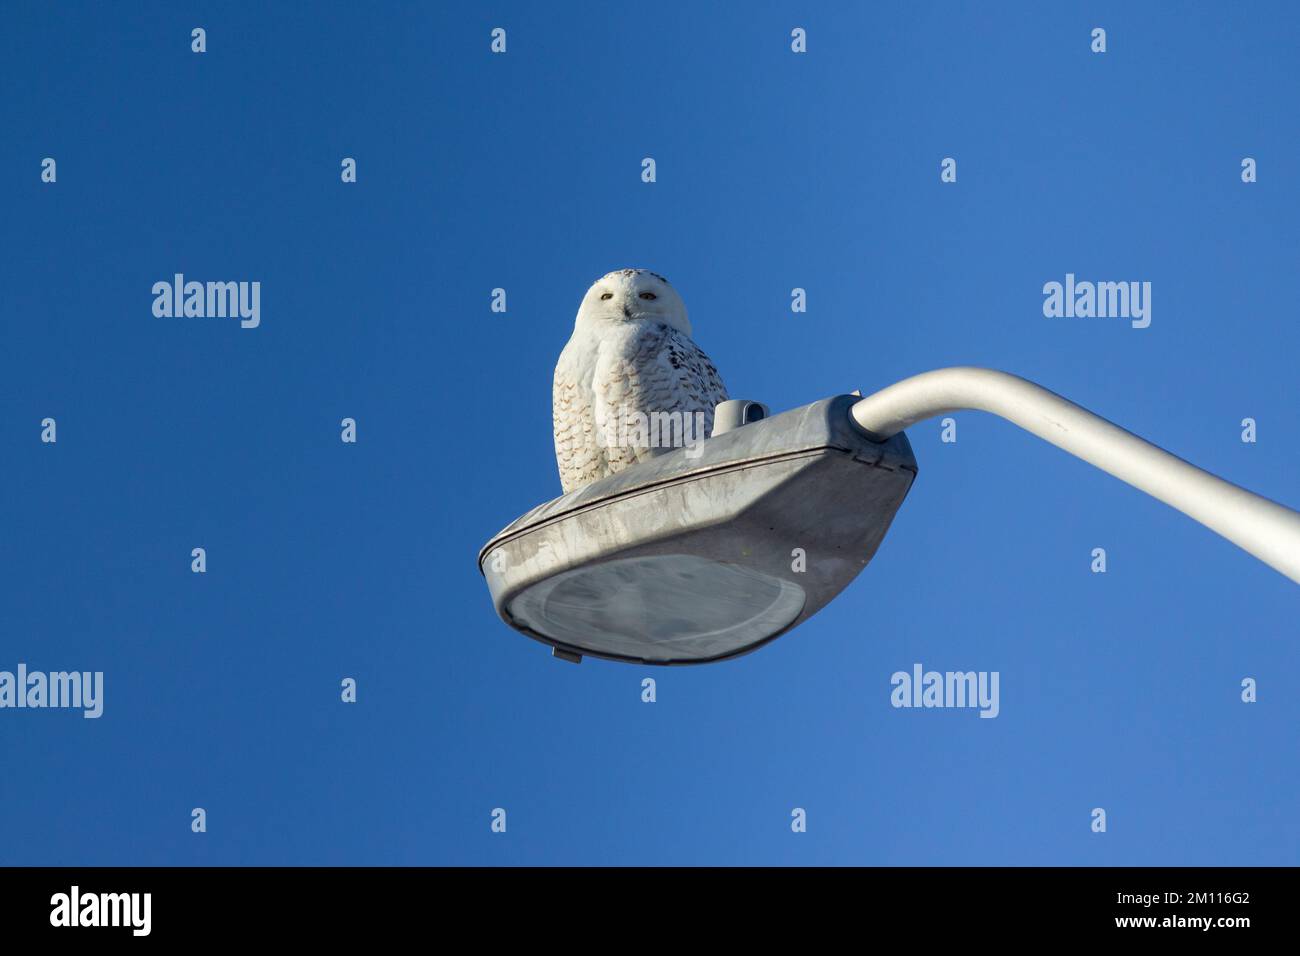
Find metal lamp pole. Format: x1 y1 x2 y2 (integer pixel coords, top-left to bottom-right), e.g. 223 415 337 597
850 367 1300 584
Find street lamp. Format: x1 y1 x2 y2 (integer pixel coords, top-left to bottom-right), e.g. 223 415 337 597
479 367 1300 665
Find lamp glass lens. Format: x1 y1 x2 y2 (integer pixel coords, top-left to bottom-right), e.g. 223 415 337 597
508 553 806 663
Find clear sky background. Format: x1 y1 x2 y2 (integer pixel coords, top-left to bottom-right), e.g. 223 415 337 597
2 1 1297 865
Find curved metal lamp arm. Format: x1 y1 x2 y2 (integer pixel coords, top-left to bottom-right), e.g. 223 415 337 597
850 367 1300 584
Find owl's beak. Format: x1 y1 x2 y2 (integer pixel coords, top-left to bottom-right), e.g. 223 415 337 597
622 305 632 318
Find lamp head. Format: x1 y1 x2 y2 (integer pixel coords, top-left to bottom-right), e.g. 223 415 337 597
479 396 917 665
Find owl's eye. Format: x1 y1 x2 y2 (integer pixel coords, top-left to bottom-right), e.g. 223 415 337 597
600 292 613 300
638 292 657 300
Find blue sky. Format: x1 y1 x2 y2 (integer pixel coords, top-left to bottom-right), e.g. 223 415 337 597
2 1 1297 865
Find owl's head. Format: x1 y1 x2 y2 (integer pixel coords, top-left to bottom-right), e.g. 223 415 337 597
575 269 691 336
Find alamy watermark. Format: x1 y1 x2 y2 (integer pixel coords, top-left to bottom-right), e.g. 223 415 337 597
1043 273 1151 328
50 886 150 936
152 274 261 328
891 663 999 718
596 405 708 459
0 664 103 718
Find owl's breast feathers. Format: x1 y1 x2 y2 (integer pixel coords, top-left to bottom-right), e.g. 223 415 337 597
553 322 729 493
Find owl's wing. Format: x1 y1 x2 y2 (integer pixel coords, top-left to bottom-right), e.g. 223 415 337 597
662 327 729 418
553 337 608 494
594 325 730 476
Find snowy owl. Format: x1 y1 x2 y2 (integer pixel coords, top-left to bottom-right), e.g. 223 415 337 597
553 269 729 494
